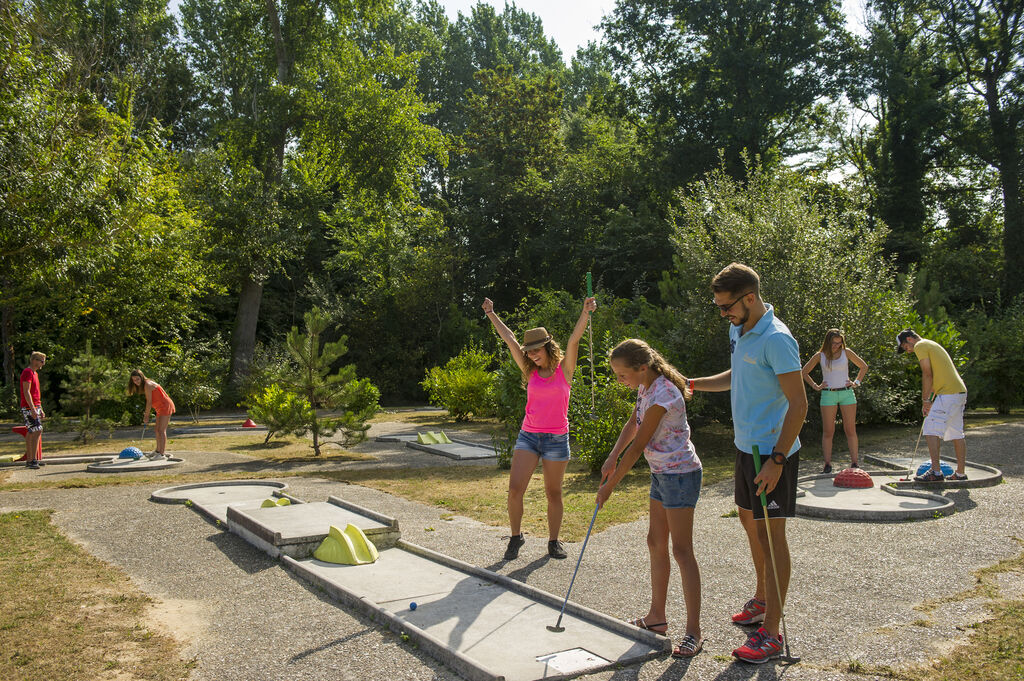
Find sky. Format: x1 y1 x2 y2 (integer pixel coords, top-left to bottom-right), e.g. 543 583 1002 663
438 0 870 61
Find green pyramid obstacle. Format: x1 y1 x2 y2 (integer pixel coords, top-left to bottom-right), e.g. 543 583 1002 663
416 431 453 445
313 524 379 565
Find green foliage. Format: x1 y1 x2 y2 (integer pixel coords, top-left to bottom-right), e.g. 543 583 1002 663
58 342 122 442
568 340 637 473
161 338 227 422
59 342 120 420
960 299 1024 413
659 161 918 424
490 360 528 469
421 346 495 421
246 385 314 445
279 307 380 455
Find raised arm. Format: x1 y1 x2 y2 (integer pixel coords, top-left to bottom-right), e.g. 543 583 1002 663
801 353 822 391
691 369 731 393
482 298 531 376
561 297 597 383
845 349 868 386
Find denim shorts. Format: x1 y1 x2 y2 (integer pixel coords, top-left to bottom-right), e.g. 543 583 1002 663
649 469 703 509
514 430 570 462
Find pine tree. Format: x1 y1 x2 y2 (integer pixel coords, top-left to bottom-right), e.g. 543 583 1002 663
281 308 380 456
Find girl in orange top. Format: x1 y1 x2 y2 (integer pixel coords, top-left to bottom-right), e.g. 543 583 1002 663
128 369 175 460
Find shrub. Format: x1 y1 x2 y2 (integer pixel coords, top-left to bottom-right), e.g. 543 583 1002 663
568 358 636 473
490 360 528 469
960 299 1024 413
658 161 919 425
246 384 313 444
421 346 495 421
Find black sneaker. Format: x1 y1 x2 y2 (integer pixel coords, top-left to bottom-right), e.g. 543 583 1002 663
26 461 40 470
504 534 525 560
822 463 833 474
947 472 968 481
36 461 45 466
548 539 567 559
914 469 945 482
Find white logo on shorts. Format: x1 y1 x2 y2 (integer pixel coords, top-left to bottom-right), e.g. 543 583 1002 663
767 500 780 510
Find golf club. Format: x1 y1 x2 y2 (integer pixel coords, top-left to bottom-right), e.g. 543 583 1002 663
586 272 597 420
902 392 933 481
547 503 600 633
750 446 800 663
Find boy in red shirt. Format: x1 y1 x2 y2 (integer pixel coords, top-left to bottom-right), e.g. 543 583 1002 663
20 351 46 469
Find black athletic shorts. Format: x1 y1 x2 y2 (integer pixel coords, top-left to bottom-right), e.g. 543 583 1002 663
734 449 799 519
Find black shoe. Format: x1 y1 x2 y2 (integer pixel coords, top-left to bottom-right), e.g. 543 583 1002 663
504 534 525 560
914 469 945 482
548 539 567 559
26 461 40 470
822 463 833 474
850 462 859 468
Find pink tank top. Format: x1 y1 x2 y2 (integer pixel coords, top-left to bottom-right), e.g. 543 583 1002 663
521 365 571 434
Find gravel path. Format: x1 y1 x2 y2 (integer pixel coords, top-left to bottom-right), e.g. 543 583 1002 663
2 419 1022 681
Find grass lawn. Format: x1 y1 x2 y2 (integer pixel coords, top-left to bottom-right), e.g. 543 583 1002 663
0 510 193 681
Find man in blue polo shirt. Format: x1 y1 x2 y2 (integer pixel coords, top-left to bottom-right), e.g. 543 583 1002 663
691 263 807 664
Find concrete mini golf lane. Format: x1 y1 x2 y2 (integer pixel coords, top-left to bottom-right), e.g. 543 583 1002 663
153 481 666 681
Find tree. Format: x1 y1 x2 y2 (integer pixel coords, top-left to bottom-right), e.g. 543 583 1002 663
602 0 853 189
280 307 379 456
850 0 956 269
1 6 214 388
927 0 1024 299
180 0 445 397
58 340 121 442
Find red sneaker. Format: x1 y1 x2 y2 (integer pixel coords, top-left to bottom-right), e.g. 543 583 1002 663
731 597 766 625
732 626 783 663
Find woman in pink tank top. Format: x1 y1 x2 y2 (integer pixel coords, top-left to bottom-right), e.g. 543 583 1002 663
483 295 596 561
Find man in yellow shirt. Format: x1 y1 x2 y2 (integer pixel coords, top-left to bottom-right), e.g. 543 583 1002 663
896 329 968 481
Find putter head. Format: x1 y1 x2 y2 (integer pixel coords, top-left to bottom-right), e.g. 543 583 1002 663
779 654 802 664
546 624 565 633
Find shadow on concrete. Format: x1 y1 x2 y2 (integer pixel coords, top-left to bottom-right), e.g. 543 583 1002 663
205 530 278 576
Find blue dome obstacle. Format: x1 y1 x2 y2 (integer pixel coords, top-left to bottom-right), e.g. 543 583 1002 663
916 461 954 477
119 446 145 459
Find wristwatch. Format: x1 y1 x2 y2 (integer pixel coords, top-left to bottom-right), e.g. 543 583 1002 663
770 451 787 466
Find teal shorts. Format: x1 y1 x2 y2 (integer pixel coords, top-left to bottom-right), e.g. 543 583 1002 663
820 388 856 407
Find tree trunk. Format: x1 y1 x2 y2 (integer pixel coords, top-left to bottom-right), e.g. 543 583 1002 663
984 77 1024 300
227 276 264 396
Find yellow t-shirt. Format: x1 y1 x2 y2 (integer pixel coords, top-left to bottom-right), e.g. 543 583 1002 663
913 339 966 395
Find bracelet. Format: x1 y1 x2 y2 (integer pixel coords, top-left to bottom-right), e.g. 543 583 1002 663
687 379 695 393
854 379 861 387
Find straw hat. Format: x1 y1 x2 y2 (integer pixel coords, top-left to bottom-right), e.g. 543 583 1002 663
521 327 552 351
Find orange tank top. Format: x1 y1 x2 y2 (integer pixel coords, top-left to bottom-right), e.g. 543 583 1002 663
151 383 175 413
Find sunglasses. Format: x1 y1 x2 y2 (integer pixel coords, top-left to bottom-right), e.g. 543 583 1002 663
714 291 752 313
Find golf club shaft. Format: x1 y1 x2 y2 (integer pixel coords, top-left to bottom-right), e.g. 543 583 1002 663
907 392 934 479
586 272 595 413
751 446 793 657
552 503 600 629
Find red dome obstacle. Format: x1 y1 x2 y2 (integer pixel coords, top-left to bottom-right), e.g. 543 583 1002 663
833 467 873 488
243 418 257 428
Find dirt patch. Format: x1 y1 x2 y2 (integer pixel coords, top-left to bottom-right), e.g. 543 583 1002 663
147 597 208 643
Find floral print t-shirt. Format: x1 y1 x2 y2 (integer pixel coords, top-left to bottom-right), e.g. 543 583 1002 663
636 375 701 474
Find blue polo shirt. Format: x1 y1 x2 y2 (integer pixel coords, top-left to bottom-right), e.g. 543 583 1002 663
729 304 801 456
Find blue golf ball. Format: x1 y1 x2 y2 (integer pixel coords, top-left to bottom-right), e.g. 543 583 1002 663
409 602 417 611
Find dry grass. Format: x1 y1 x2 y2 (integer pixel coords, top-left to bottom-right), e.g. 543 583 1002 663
0 510 193 680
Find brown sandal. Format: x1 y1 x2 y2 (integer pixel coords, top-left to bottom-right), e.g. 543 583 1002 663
672 634 704 658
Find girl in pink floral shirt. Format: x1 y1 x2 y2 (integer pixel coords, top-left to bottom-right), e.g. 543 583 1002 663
598 339 703 658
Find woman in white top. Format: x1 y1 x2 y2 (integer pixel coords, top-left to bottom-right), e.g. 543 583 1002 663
801 329 868 473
